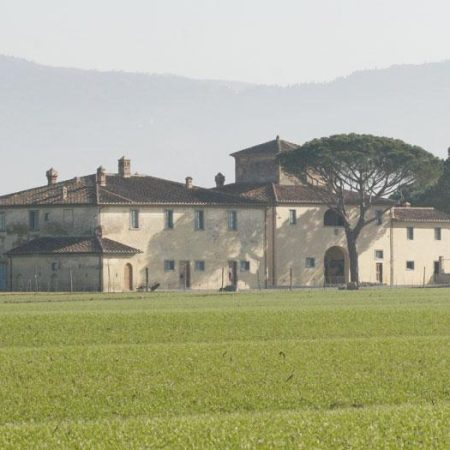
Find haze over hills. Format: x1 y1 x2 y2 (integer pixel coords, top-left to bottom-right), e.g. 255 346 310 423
1 55 450 194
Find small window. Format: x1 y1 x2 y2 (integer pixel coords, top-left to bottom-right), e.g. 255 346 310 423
51 262 58 272
406 261 415 271
44 212 50 222
375 210 383 225
407 227 414 240
195 260 205 271
164 260 175 271
305 257 315 268
228 210 237 231
240 260 250 272
130 209 139 229
289 209 297 225
375 250 384 259
29 210 40 231
435 227 442 241
165 209 174 229
195 210 205 230
0 212 5 232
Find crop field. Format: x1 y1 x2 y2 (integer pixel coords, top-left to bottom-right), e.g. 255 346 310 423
0 288 450 448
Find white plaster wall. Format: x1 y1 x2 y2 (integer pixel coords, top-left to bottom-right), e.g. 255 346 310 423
100 206 266 291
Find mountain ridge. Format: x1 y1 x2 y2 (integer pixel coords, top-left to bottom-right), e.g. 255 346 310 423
1 55 450 194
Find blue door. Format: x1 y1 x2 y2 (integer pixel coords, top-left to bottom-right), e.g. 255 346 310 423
0 263 7 290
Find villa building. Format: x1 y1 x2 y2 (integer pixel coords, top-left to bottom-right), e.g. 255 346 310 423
0 137 449 291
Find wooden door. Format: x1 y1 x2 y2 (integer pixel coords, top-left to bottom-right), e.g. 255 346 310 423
124 263 133 291
0 263 7 291
376 263 383 284
228 261 238 288
179 261 191 289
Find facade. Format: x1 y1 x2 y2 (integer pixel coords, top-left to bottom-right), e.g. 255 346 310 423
1 139 450 291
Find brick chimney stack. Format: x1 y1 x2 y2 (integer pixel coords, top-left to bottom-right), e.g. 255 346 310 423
215 172 225 188
118 156 131 178
96 166 107 187
185 176 193 189
46 168 58 186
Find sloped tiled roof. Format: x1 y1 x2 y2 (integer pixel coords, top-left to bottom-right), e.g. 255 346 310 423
392 207 450 222
0 174 261 207
230 137 299 157
0 176 97 206
7 236 141 256
98 175 261 205
215 182 394 206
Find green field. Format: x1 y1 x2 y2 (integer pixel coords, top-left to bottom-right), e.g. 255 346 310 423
1 289 450 449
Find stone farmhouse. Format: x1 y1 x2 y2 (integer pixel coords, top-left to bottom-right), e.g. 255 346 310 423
1 136 450 292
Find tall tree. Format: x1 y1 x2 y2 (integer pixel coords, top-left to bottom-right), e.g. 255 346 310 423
278 134 441 287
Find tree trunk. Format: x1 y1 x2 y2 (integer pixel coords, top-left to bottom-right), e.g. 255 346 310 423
345 229 360 288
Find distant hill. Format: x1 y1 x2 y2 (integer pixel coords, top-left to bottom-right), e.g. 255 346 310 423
1 55 450 193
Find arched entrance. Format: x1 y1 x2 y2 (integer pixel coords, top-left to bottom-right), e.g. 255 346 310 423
324 246 348 286
124 263 133 291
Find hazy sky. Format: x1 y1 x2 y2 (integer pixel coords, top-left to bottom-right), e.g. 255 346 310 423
1 0 450 84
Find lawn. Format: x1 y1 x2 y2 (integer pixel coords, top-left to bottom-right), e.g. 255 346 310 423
0 289 449 448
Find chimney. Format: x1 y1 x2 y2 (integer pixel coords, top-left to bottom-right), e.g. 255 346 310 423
62 186 68 201
46 168 58 186
215 172 225 188
118 156 131 178
96 166 107 187
185 176 193 189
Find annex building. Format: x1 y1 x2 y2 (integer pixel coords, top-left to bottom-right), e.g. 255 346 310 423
1 137 450 292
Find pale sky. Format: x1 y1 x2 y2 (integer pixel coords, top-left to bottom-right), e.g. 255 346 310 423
1 0 450 85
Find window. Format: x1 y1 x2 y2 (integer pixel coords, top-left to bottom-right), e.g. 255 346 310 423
29 210 40 231
324 209 345 227
289 209 297 225
407 227 414 240
165 209 174 229
195 210 205 230
305 257 315 268
375 250 384 259
44 212 50 222
164 260 175 271
406 261 415 271
0 212 5 232
130 209 139 229
51 262 58 272
435 227 442 241
195 260 205 271
240 260 250 272
228 210 237 231
375 210 383 225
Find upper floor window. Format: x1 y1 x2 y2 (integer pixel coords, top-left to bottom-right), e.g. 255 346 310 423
289 209 297 225
375 210 383 225
407 227 414 240
165 209 174 229
228 210 237 231
0 212 5 232
375 250 384 259
435 227 442 241
130 209 139 229
240 260 250 272
29 210 40 231
195 210 205 230
324 209 345 227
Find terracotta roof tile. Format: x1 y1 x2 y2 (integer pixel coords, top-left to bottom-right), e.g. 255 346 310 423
392 207 450 222
230 138 299 157
7 237 141 256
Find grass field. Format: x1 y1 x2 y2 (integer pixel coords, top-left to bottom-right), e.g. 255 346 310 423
1 289 450 448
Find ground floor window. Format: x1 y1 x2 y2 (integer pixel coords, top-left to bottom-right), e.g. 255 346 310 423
305 257 315 268
240 260 250 272
406 261 415 271
164 260 175 271
195 260 205 271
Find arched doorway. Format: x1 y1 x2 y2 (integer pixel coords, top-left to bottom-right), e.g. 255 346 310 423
124 263 133 291
324 246 348 285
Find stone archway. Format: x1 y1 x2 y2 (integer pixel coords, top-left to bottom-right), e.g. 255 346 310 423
324 246 348 286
